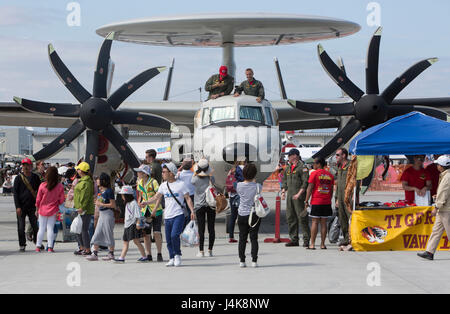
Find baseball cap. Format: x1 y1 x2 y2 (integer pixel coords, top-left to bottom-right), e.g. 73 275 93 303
134 164 151 176
287 149 300 157
434 155 450 167
119 185 134 195
162 162 178 176
21 158 32 165
75 162 90 173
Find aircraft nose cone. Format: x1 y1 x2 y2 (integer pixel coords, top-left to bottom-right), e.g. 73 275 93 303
222 142 257 164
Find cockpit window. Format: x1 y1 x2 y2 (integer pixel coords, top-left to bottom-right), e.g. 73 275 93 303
240 106 264 123
202 108 211 125
264 107 273 126
211 106 235 122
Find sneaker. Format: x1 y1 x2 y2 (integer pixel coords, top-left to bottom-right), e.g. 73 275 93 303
137 257 149 263
239 262 246 268
229 238 238 243
114 258 125 263
147 255 153 262
157 253 164 262
174 255 182 267
35 247 41 253
285 241 299 247
196 251 205 257
73 249 83 256
47 248 55 253
207 250 213 257
82 251 92 256
417 251 434 260
166 258 175 267
86 254 99 261
102 253 114 261
19 246 26 252
251 262 258 268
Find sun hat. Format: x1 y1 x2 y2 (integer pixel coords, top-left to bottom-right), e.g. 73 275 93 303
134 164 151 176
434 155 450 167
119 185 134 195
194 158 212 176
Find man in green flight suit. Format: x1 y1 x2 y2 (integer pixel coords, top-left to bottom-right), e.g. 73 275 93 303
281 148 311 247
205 65 234 100
233 68 265 103
335 148 351 246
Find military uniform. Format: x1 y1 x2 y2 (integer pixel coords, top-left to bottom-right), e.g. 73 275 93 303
335 161 350 245
235 78 265 99
205 74 234 100
282 161 310 245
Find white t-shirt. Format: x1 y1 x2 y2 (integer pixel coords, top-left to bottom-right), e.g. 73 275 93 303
158 180 189 219
124 200 141 228
176 170 195 196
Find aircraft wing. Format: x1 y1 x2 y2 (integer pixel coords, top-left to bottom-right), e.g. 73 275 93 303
0 101 201 131
271 99 342 131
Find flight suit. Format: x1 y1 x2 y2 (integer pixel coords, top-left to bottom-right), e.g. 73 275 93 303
235 78 265 99
335 161 350 245
282 161 310 245
205 74 234 100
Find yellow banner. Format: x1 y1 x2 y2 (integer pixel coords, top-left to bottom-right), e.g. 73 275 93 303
351 206 449 251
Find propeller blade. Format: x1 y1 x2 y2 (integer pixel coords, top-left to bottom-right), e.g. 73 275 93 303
107 67 167 110
287 99 355 116
33 120 86 161
93 32 115 99
13 97 80 117
317 44 364 102
274 57 287 99
388 105 448 121
112 110 173 131
163 58 175 101
381 58 438 103
312 117 361 159
102 125 141 169
366 27 382 95
392 97 450 108
48 44 92 104
85 130 99 173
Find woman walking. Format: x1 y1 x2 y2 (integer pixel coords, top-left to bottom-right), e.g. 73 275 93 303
86 173 116 261
35 166 65 252
147 162 195 267
304 157 334 250
73 162 95 256
236 163 262 268
191 158 216 257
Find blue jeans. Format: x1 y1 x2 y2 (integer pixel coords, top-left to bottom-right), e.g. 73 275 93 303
165 214 185 259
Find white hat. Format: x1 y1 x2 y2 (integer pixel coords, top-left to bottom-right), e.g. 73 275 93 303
194 158 212 176
434 155 450 167
162 162 178 176
119 185 134 195
134 164 151 176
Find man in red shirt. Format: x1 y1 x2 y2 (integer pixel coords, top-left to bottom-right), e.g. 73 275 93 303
426 154 442 197
401 155 432 204
305 157 334 250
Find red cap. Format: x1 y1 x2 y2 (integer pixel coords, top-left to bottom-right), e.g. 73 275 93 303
219 65 228 76
21 158 32 165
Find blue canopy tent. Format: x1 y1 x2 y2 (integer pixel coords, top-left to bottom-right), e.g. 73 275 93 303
350 112 450 156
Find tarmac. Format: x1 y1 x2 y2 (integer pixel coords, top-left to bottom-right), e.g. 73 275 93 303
1 191 450 294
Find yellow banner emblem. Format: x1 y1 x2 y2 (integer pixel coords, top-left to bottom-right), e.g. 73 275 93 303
350 206 449 251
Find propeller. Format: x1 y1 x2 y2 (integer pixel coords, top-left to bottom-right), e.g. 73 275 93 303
14 32 174 173
288 26 448 159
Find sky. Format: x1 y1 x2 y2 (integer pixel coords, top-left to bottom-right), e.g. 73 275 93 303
0 0 450 108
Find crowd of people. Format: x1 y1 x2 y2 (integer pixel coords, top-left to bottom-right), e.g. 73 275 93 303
7 143 450 266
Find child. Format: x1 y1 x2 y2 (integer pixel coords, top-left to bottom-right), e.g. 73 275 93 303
114 185 147 263
86 173 116 261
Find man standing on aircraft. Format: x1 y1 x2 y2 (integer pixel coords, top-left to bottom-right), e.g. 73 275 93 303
281 149 311 247
205 65 234 100
234 68 265 103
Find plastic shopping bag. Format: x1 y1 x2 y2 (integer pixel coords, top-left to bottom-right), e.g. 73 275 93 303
181 220 199 247
415 191 431 207
70 214 83 234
